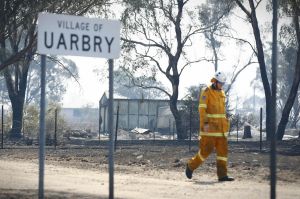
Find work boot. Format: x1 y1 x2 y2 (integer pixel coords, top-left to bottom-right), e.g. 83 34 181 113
185 164 193 179
218 176 234 182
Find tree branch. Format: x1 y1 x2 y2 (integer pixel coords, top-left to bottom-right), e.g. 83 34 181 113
292 1 300 43
138 53 167 76
42 55 81 87
122 37 169 52
123 70 171 97
225 53 257 94
183 8 231 45
214 33 258 55
139 84 171 98
179 57 214 76
150 6 172 53
235 0 251 18
0 35 36 71
255 0 263 9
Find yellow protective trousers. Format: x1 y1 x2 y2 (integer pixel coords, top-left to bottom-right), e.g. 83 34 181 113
187 136 228 179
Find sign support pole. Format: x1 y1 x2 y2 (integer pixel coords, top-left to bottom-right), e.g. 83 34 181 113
108 59 114 199
271 0 278 198
37 13 120 198
39 54 46 199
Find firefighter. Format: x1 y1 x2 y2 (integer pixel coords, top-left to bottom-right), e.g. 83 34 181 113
185 71 234 182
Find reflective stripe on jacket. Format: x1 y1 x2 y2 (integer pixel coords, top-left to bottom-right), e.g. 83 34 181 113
198 86 229 136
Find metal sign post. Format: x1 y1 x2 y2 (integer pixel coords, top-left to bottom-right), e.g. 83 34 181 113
108 59 114 199
39 54 46 199
271 0 278 198
38 12 120 199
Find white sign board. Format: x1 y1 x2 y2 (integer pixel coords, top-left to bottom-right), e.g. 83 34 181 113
38 13 120 58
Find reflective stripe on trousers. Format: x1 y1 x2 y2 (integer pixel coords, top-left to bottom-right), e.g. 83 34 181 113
198 151 205 161
217 156 227 161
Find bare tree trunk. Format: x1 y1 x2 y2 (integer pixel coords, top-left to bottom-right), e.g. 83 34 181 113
4 61 30 139
9 96 24 138
235 0 273 140
277 15 300 140
169 98 185 139
169 74 186 139
248 0 273 140
290 97 300 128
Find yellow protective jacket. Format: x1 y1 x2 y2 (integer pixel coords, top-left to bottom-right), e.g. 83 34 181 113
198 85 229 137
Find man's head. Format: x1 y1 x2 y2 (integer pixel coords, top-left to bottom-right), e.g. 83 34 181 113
211 71 226 90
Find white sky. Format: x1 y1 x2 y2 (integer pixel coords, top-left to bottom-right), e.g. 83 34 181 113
61 1 277 108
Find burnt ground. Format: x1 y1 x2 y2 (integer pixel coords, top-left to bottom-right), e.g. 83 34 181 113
0 138 299 184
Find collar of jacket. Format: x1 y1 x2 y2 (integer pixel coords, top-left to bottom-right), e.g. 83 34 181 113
211 83 223 91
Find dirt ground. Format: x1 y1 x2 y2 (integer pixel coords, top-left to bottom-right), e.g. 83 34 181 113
0 139 300 198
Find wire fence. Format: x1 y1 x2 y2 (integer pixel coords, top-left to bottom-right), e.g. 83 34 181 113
0 102 276 150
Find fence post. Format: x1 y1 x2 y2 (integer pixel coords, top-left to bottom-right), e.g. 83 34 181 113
169 118 171 139
137 100 140 127
104 106 107 133
114 103 119 152
154 105 159 142
22 118 25 138
99 101 101 144
54 108 57 150
236 114 239 142
260 107 263 152
173 122 175 140
172 121 175 140
1 105 3 149
189 103 192 152
127 100 130 130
